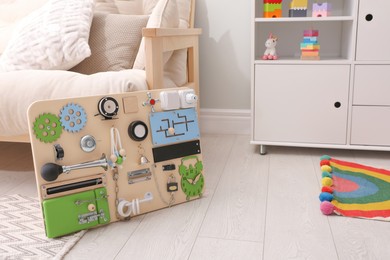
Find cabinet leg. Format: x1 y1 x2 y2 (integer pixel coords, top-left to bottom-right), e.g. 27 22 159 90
259 145 267 155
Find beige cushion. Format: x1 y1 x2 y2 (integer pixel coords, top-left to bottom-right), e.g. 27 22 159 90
144 0 191 27
0 0 95 72
71 14 149 75
0 69 148 136
133 0 180 70
95 0 120 14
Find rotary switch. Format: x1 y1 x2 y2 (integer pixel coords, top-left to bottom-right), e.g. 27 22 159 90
98 96 119 119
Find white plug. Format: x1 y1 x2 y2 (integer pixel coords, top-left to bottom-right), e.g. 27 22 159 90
159 91 181 110
178 89 198 108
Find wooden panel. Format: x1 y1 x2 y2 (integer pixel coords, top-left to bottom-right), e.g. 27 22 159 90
351 106 390 146
27 88 204 237
254 64 350 144
353 65 390 106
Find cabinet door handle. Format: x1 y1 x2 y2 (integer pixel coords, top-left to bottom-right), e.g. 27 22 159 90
334 102 341 108
365 14 373 21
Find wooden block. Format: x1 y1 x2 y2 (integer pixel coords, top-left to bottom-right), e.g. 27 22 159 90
289 0 308 8
312 10 330 17
288 9 307 17
300 43 320 50
301 50 320 57
303 30 319 37
122 96 139 114
263 0 283 3
264 9 282 18
301 55 320 60
264 3 282 12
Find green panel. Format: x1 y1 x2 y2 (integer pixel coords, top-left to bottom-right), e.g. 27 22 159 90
42 188 110 238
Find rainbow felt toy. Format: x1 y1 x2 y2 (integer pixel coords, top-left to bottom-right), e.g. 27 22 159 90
319 155 390 221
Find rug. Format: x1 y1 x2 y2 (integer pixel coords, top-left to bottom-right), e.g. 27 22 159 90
319 155 390 220
0 194 86 259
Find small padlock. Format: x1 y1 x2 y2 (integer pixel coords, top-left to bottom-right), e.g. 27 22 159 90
167 182 179 192
167 175 179 192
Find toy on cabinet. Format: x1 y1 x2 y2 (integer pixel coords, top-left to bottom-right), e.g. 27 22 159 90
312 3 331 17
288 0 308 17
300 30 320 60
262 33 278 60
263 0 283 18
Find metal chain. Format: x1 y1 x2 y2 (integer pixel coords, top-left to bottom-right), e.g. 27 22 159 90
112 167 121 220
151 165 175 207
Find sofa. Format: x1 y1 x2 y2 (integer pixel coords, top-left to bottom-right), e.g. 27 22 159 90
0 0 200 142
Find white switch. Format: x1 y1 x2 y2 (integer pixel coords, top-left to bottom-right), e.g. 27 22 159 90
159 91 181 110
178 89 198 108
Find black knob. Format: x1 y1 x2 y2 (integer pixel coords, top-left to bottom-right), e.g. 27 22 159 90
128 121 148 141
365 14 373 21
334 102 341 108
41 163 63 181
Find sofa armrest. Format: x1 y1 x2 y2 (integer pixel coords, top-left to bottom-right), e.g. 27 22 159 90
143 28 202 97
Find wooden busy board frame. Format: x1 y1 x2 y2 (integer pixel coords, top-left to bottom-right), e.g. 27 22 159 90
27 88 204 238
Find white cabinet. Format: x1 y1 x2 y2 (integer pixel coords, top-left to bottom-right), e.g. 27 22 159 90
254 65 349 144
251 0 390 153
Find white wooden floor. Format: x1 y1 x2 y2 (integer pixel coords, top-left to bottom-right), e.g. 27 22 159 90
2 134 390 259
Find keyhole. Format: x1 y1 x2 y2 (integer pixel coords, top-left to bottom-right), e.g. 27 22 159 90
365 14 373 21
334 102 341 108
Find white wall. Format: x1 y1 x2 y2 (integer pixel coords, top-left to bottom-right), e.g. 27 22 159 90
195 0 251 110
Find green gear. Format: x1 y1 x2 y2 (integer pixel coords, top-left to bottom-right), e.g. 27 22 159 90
33 113 62 143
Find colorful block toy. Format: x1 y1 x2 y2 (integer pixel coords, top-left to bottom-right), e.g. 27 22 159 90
289 0 308 17
312 2 331 17
264 0 283 18
300 30 320 60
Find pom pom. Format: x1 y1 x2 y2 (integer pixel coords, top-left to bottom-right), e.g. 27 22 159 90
322 186 334 193
319 192 334 202
320 160 330 166
320 201 334 215
322 177 333 187
322 171 332 178
320 155 331 161
321 165 332 173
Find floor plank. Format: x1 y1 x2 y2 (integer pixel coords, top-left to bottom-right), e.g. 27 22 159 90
189 237 262 260
65 216 145 260
199 135 269 243
263 147 338 260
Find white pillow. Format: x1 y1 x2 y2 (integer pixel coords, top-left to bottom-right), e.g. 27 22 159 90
0 0 95 72
133 0 179 70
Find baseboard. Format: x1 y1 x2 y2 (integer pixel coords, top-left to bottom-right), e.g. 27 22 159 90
199 108 251 135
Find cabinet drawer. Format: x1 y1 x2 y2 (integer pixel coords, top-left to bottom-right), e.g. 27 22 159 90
254 65 350 144
353 65 390 106
351 106 390 146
